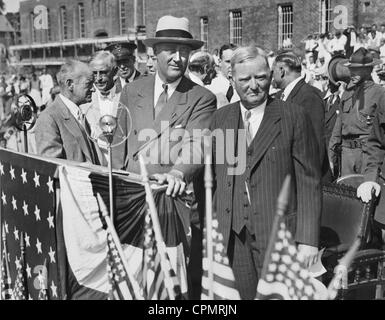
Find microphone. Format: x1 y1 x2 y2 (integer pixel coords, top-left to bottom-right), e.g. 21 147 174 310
99 114 117 145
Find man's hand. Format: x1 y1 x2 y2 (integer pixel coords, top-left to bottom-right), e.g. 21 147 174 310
357 181 381 203
297 244 319 268
151 170 186 198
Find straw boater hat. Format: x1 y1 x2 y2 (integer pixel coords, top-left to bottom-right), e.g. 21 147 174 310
344 47 382 68
143 15 204 50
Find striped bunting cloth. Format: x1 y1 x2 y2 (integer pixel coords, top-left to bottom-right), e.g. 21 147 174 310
201 216 241 300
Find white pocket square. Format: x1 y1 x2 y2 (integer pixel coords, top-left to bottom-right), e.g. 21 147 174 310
174 124 184 129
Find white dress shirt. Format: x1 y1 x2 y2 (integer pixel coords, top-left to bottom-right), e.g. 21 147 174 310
59 94 82 123
281 76 303 101
206 72 240 108
95 85 118 116
153 72 182 107
240 99 267 141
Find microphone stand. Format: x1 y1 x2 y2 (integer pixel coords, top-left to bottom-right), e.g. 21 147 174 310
23 124 28 153
99 115 118 222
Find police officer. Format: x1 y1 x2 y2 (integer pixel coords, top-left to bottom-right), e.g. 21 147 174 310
105 42 141 92
329 48 385 177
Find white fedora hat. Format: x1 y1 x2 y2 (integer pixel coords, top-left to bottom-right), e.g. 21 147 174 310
143 15 204 50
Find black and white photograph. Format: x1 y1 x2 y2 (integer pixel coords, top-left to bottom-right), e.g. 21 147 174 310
1 0 385 307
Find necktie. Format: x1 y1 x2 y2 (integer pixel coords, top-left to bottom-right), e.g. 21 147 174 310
125 78 130 84
244 110 252 147
280 92 286 101
154 84 168 119
226 84 234 102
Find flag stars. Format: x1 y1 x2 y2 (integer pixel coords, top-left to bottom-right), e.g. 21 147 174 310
48 246 56 263
36 238 42 254
33 171 40 187
1 191 6 205
22 201 29 216
9 165 15 180
47 176 54 193
34 205 41 221
47 212 54 229
0 161 3 175
20 169 27 184
26 264 32 278
24 233 30 247
15 256 21 269
11 196 17 210
13 226 19 241
50 281 58 298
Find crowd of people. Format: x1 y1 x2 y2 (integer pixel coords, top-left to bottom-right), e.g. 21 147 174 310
2 14 385 299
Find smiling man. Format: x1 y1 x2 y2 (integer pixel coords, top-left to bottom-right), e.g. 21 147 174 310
35 59 100 164
210 46 321 299
120 15 216 196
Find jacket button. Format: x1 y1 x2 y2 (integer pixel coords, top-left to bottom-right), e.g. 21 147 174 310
133 155 138 161
134 129 138 135
225 208 230 214
247 150 252 156
228 181 232 187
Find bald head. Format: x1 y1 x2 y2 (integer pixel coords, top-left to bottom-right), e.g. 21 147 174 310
57 59 94 105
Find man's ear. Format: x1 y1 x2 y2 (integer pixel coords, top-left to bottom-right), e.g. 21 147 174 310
280 67 286 79
65 78 74 91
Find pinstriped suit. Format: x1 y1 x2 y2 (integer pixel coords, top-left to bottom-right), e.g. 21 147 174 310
211 97 322 298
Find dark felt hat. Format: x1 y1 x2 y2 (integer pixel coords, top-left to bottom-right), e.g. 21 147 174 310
344 47 382 68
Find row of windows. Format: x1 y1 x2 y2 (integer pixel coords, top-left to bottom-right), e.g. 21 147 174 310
29 1 333 46
200 1 333 51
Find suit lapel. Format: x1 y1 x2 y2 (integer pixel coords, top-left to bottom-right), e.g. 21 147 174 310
56 96 94 163
249 98 281 171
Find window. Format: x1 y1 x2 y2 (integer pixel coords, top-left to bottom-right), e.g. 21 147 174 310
229 10 242 45
119 0 127 35
30 12 36 43
60 6 68 40
200 17 208 51
319 0 333 33
78 3 85 38
278 4 293 49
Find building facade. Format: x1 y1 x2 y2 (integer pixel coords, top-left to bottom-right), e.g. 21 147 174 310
9 0 385 68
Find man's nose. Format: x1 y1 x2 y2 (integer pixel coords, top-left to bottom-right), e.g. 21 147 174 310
174 49 181 62
249 78 258 90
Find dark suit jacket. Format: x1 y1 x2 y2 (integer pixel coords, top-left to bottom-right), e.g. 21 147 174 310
280 78 325 166
34 95 98 164
211 98 322 265
115 70 141 94
119 75 217 182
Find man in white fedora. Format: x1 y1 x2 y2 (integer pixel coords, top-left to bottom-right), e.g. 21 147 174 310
119 15 217 297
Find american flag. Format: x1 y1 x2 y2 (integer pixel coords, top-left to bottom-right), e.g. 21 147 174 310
12 236 28 300
107 231 144 300
136 209 182 300
201 216 241 300
0 155 60 300
1 230 12 300
255 220 320 300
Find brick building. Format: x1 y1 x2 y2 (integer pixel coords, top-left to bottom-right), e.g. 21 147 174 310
8 0 385 69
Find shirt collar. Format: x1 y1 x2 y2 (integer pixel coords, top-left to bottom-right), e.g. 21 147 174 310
59 94 81 120
239 99 267 121
282 76 303 101
95 85 117 100
155 72 182 94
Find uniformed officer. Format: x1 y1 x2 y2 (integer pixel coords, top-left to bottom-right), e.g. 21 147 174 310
105 42 141 92
329 48 385 177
